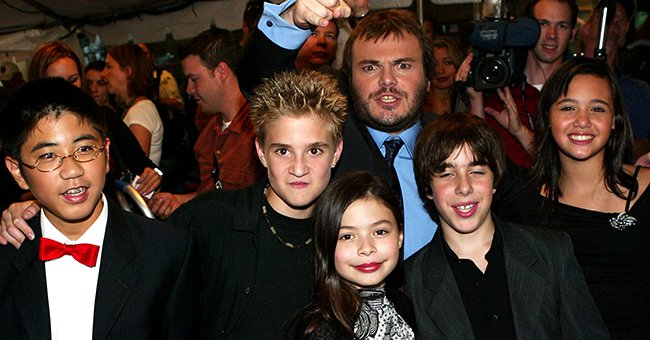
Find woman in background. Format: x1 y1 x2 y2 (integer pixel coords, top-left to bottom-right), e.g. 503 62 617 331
105 44 164 165
424 36 464 116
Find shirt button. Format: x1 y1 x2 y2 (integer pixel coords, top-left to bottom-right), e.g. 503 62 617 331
491 314 499 321
245 287 251 294
266 20 273 27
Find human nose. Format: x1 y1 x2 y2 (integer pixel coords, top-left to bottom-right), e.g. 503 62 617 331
186 82 195 96
357 235 376 256
289 154 308 177
435 63 445 76
58 154 84 179
455 174 473 196
380 67 397 87
545 25 557 39
573 109 591 128
316 34 327 46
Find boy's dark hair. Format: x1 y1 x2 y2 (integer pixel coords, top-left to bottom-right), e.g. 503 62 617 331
0 77 107 160
413 112 506 219
84 60 106 73
180 28 241 71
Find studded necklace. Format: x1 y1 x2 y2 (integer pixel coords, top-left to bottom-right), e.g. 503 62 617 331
262 186 312 249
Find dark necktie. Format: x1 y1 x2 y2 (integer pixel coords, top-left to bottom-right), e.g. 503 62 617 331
383 138 404 209
39 237 100 267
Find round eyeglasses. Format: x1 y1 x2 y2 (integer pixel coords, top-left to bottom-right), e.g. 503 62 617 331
20 142 107 172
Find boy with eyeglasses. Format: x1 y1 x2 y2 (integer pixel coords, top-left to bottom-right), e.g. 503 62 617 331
0 78 198 339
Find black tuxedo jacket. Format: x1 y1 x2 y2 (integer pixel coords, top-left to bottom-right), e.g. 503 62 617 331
403 217 609 339
0 199 198 339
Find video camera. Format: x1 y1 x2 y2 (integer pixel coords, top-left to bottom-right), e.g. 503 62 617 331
469 16 540 91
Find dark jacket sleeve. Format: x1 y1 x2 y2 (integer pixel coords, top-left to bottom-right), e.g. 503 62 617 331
104 107 157 177
237 29 301 99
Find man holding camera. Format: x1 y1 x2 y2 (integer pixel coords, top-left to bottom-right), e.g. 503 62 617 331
461 0 578 168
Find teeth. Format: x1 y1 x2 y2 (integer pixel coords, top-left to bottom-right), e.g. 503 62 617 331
65 187 86 195
380 95 396 103
569 134 593 141
456 203 474 212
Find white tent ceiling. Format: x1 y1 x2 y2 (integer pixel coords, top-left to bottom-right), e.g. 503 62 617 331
0 0 250 52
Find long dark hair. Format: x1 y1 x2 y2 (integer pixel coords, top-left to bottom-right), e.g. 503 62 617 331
530 57 635 207
297 172 403 339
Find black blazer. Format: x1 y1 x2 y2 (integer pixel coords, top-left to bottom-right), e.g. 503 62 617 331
0 199 198 339
402 217 610 339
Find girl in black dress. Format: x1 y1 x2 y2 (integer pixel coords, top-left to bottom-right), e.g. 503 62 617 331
499 57 650 339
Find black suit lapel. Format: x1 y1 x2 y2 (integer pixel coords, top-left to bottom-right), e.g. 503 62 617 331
499 220 544 339
421 232 474 339
11 218 51 339
93 202 138 340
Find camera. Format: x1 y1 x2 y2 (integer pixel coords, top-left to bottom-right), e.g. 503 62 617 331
469 16 540 91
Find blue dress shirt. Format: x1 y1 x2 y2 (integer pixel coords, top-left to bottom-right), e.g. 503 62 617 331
367 124 438 259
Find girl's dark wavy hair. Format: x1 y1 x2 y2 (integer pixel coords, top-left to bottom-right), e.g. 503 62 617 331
530 56 635 211
296 172 403 339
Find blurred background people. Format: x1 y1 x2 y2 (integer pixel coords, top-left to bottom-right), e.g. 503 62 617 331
424 36 464 116
295 20 339 70
84 60 115 110
105 44 164 166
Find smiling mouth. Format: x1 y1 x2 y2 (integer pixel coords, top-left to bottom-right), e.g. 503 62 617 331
455 203 475 213
569 134 594 141
66 187 86 195
354 262 382 273
379 95 397 104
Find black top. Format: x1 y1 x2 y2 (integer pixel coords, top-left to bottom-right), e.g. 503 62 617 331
168 179 316 339
443 226 516 340
234 201 313 339
498 178 650 339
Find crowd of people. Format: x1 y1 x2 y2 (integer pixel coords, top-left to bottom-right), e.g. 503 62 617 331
0 0 649 338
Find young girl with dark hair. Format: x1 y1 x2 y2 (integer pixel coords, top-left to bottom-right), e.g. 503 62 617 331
295 172 416 339
499 56 650 339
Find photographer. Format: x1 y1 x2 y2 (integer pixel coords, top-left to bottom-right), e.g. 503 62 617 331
458 0 578 169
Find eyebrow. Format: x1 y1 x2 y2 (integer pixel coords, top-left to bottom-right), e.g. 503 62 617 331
556 98 611 106
340 219 394 230
30 134 100 153
358 57 417 65
268 142 330 149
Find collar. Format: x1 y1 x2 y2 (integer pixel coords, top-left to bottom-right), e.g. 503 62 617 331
215 100 251 134
41 194 108 247
366 122 422 158
441 216 503 262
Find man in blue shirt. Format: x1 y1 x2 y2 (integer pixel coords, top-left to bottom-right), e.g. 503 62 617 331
239 0 437 258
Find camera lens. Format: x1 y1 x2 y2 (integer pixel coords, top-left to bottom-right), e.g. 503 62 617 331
477 59 508 86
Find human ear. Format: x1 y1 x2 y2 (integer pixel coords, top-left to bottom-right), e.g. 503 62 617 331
255 138 268 168
5 157 30 190
332 139 343 167
104 139 111 174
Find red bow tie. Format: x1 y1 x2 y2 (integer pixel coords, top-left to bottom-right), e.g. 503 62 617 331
39 237 100 267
